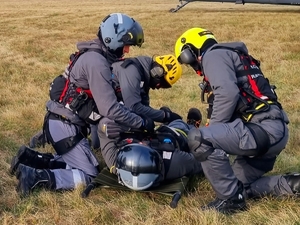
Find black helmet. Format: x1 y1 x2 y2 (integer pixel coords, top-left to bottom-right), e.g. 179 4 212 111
116 143 163 191
98 13 144 51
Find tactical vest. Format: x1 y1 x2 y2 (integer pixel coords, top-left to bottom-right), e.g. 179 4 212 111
112 58 150 106
200 46 281 122
49 48 103 125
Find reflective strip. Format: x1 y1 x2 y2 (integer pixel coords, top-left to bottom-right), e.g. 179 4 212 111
116 13 123 24
132 176 138 189
72 169 85 187
167 127 180 136
174 128 187 138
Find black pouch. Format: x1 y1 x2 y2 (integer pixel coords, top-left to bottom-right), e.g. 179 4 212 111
69 92 88 110
69 93 101 125
49 75 67 102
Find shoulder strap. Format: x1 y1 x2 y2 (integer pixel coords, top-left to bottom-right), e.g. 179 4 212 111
69 48 104 72
121 58 149 91
207 46 262 78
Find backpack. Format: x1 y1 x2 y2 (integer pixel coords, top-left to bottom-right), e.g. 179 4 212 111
49 48 103 103
48 48 103 125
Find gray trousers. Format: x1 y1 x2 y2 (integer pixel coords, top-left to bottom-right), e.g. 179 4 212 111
99 119 203 178
48 119 99 190
197 118 290 200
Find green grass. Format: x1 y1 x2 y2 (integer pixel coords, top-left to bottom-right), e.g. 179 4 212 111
1 0 300 224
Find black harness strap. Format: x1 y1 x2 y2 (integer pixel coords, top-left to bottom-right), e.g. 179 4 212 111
53 132 85 155
43 111 86 155
120 58 149 94
245 122 270 157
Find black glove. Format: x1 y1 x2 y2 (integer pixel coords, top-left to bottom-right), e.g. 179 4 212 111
103 121 130 139
160 106 182 123
140 116 155 133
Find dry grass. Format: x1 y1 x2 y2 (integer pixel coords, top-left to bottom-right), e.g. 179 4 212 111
1 0 300 224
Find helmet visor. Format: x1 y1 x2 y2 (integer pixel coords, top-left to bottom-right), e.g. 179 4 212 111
119 20 144 47
118 169 159 191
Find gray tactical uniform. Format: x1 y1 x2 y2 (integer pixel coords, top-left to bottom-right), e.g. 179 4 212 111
193 42 290 199
110 56 165 122
43 39 144 190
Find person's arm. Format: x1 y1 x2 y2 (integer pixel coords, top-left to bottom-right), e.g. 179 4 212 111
202 50 240 125
82 52 144 128
117 63 165 122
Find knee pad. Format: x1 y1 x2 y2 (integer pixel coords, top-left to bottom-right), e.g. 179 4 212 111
187 128 203 152
188 128 214 162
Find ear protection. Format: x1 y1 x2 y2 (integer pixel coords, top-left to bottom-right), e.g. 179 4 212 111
179 45 198 64
150 65 165 79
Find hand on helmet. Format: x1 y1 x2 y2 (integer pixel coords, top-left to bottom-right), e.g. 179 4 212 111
160 106 182 123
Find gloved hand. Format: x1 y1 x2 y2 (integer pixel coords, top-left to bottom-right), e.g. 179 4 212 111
160 106 182 123
102 121 130 139
140 116 155 133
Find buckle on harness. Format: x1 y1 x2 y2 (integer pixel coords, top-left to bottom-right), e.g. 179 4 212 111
243 100 274 122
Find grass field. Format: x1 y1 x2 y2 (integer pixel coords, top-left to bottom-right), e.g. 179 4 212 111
1 0 300 224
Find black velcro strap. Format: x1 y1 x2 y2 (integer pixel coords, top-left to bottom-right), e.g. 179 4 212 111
196 148 214 162
53 132 85 155
193 135 213 148
245 123 270 157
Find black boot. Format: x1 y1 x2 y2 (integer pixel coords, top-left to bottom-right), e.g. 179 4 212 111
284 173 300 194
187 108 202 128
29 129 46 148
16 164 56 197
9 145 54 175
202 181 247 214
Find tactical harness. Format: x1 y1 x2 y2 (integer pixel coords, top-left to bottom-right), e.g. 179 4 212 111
198 46 284 157
46 50 151 156
45 48 103 155
113 58 149 104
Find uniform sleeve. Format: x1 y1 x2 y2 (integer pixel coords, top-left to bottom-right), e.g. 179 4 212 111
202 50 240 124
117 63 165 122
80 52 143 128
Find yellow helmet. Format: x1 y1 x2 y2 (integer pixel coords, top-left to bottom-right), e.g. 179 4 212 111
151 54 182 87
175 28 217 64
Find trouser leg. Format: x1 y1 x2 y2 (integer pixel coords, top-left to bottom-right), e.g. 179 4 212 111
48 119 99 177
232 156 294 198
